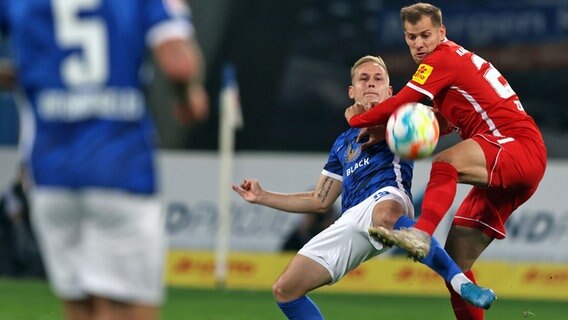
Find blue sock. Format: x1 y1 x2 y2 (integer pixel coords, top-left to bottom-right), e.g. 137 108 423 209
277 295 324 320
394 215 461 283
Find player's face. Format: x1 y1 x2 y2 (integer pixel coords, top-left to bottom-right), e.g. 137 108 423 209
349 62 392 108
403 15 446 64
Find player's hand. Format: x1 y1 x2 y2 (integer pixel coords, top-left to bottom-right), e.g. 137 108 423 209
232 178 263 203
357 125 386 150
174 83 210 125
344 102 367 124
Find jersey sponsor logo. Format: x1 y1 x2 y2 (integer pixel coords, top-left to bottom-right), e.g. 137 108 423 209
346 158 370 177
412 64 433 85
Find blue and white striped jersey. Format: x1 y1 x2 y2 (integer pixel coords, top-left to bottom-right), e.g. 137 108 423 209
322 128 413 213
0 0 193 194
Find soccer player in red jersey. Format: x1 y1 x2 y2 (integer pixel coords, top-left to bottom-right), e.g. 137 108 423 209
344 3 547 320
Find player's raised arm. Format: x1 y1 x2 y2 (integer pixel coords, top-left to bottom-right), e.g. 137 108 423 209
346 85 425 128
232 175 342 214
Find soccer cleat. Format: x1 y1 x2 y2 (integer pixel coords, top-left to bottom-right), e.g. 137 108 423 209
368 226 431 261
460 282 496 310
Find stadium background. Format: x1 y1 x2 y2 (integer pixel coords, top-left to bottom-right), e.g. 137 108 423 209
0 0 567 317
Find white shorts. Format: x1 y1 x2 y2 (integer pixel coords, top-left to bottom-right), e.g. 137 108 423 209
30 187 166 305
298 186 414 284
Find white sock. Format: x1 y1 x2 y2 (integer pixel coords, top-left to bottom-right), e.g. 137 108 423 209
450 272 471 296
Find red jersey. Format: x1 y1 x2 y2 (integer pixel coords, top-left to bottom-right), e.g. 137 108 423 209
349 40 543 141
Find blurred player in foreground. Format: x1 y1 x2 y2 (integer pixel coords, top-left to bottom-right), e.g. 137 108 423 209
0 0 208 319
233 55 495 320
344 3 546 320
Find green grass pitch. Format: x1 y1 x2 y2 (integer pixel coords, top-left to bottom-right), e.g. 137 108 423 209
0 278 566 319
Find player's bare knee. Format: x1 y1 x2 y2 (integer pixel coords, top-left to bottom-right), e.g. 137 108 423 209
272 280 296 302
372 201 404 229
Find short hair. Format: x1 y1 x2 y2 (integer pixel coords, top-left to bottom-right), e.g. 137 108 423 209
350 55 389 83
400 2 442 27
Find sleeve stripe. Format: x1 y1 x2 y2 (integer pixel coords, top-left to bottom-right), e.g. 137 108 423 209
146 20 194 48
406 82 434 100
321 169 343 182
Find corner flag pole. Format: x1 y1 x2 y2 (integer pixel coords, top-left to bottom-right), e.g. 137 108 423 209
216 63 243 287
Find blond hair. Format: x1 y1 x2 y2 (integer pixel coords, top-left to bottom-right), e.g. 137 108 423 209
350 55 389 83
400 2 442 27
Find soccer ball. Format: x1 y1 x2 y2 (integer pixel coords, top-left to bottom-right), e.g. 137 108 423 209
386 102 439 159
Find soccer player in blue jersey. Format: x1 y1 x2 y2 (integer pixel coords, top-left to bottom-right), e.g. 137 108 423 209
233 55 495 319
0 0 207 319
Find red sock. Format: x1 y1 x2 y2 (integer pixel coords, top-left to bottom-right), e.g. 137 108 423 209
415 162 458 235
445 270 484 320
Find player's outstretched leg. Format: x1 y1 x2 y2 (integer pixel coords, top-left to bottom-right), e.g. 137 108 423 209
369 226 431 260
378 216 497 310
460 282 496 310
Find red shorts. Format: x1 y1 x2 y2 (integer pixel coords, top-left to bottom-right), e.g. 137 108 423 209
452 134 547 239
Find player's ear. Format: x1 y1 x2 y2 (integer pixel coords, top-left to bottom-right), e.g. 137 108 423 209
440 24 446 39
348 85 355 99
